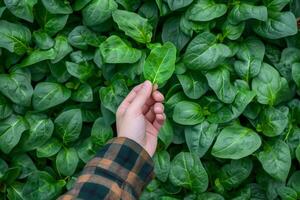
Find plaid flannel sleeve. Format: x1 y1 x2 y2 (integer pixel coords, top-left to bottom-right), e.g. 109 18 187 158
57 137 154 200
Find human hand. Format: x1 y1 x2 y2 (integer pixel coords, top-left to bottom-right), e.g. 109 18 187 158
116 80 165 157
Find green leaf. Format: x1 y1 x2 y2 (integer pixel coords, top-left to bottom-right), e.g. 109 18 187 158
99 79 129 113
17 48 57 67
77 138 96 163
71 83 93 103
0 94 13 120
153 151 170 182
292 63 300 88
0 69 33 107
100 35 142 64
18 113 54 152
222 20 245 40
33 30 55 50
0 20 31 55
234 37 265 81
52 35 73 63
162 16 190 51
256 106 289 137
206 67 237 104
169 152 208 193
177 72 208 99
288 171 300 196
0 115 28 154
217 158 253 190
41 0 72 14
166 0 193 11
91 117 113 147
173 101 205 125
258 140 291 181
32 82 71 111
253 11 298 39
187 0 227 22
158 118 174 149
277 186 298 200
54 109 82 145
56 147 78 176
82 0 118 27
185 121 218 158
296 144 300 164
264 0 290 11
68 26 103 50
36 138 62 158
4 0 37 22
66 61 95 81
252 63 288 106
208 80 256 123
112 9 153 43
197 192 224 200
184 32 231 71
228 4 268 24
143 42 177 85
212 125 262 159
22 171 65 200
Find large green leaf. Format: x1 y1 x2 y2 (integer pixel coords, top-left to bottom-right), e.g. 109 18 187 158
32 82 71 111
169 152 208 193
54 109 82 145
0 69 33 107
99 79 129 113
228 4 268 24
143 42 177 85
212 125 262 159
258 140 291 181
56 147 79 176
112 10 153 43
253 11 298 39
173 101 205 125
206 67 237 104
0 20 31 55
41 0 72 14
187 0 227 22
91 117 113 147
4 0 37 22
177 71 208 99
184 32 231 71
0 115 28 154
252 63 288 106
153 151 170 182
82 0 117 26
100 35 142 64
185 121 218 158
234 37 265 81
18 113 54 152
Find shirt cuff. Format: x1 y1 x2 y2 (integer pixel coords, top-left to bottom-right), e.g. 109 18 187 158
91 137 154 197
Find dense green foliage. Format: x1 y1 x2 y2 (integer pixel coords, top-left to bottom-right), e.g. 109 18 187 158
0 0 299 199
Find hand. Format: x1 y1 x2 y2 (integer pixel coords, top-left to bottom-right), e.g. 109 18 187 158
116 80 165 157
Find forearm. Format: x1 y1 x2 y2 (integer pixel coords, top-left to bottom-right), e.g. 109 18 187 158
58 137 154 200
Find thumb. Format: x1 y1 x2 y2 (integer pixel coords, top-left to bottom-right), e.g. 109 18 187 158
128 81 152 114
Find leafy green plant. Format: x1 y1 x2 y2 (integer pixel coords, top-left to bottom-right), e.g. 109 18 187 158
0 0 299 199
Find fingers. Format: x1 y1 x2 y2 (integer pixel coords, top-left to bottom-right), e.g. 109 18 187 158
143 90 164 114
128 81 153 114
153 113 166 131
152 90 164 102
145 103 164 123
117 83 143 116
